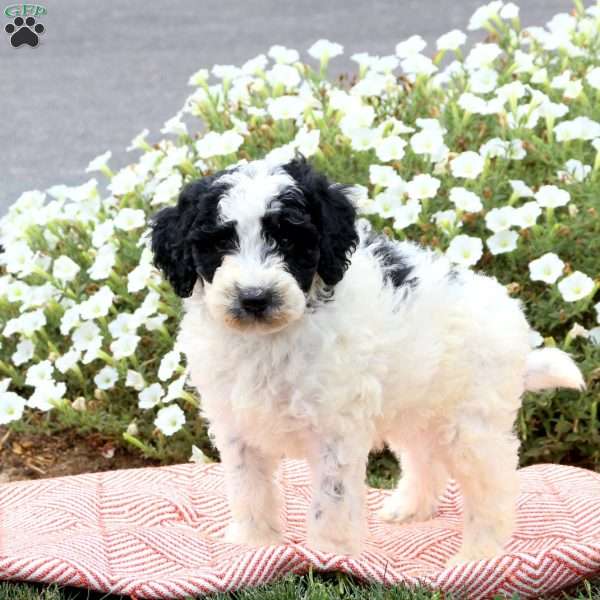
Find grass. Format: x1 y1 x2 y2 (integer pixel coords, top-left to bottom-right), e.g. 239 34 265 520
2 573 600 600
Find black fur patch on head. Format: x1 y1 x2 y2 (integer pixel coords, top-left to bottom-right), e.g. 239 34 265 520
150 171 237 297
262 186 320 293
281 157 358 287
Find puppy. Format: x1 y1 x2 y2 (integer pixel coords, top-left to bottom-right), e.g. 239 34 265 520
151 157 584 564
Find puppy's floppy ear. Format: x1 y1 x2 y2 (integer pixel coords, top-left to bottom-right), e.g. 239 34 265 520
150 176 221 297
283 156 358 286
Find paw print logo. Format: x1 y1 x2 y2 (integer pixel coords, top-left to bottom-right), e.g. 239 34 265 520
5 16 45 47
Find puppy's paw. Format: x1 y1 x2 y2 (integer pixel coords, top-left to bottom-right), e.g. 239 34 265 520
307 530 363 557
224 521 282 547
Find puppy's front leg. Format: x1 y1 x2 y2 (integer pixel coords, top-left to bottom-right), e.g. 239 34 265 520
219 435 282 546
306 436 368 556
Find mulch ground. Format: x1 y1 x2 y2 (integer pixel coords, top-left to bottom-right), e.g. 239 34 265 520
0 427 160 483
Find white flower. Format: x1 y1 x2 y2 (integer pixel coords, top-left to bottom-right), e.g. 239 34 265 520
308 39 343 62
242 54 267 75
465 43 502 70
495 81 527 105
534 185 570 208
212 64 241 80
369 188 405 218
126 370 146 391
195 130 244 158
589 327 600 346
392 200 421 230
410 129 447 161
485 206 517 232
509 180 534 199
339 104 375 134
294 127 320 157
586 66 600 90
56 350 80 374
139 383 164 409
449 187 483 212
469 68 498 94
0 241 35 276
92 221 115 248
110 334 140 359
514 202 541 229
266 64 300 88
348 128 380 152
158 350 182 381
450 151 485 179
554 117 600 142
72 321 102 352
164 374 188 402
85 151 112 173
436 29 467 51
94 366 118 390
558 272 595 302
107 167 139 195
188 68 209 86
468 1 503 30
80 286 114 320
127 128 150 151
0 391 26 424
558 159 591 183
266 95 306 120
28 382 66 412
432 209 458 232
369 165 403 188
406 174 440 200
487 230 519 255
128 262 155 293
395 35 426 58
595 302 600 325
52 255 81 283
528 253 565 284
500 2 519 19
268 45 299 64
401 54 437 77
190 445 210 464
115 208 146 231
154 404 186 436
12 339 35 367
25 360 54 388
88 244 117 281
375 136 407 162
152 172 183 206
446 235 483 267
480 138 508 159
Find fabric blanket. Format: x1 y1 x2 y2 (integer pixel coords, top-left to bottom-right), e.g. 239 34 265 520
0 460 599 599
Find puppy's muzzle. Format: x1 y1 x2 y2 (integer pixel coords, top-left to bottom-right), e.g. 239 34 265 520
236 287 280 319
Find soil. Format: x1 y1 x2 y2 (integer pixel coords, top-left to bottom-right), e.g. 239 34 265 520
0 427 161 483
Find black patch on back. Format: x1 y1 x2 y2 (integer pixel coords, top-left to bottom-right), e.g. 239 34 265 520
365 233 417 290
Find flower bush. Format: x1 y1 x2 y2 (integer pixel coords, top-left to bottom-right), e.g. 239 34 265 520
1 1 599 468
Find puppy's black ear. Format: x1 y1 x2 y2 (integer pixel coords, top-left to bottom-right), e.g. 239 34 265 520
283 157 358 287
150 177 219 297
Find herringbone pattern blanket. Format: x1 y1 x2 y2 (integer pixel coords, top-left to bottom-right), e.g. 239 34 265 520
1 461 599 599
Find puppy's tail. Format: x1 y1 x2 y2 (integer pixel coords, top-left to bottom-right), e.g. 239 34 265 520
524 348 585 392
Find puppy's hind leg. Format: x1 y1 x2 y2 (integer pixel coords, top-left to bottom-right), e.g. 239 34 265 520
378 432 448 524
444 418 520 566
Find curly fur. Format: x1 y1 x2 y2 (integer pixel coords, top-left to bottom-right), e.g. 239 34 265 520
151 157 584 563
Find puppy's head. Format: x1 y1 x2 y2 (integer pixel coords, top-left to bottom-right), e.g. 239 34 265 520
151 157 357 334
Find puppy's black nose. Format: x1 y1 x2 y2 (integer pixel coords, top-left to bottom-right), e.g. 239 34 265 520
238 288 273 316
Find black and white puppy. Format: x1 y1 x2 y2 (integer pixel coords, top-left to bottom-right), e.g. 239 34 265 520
151 157 583 564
